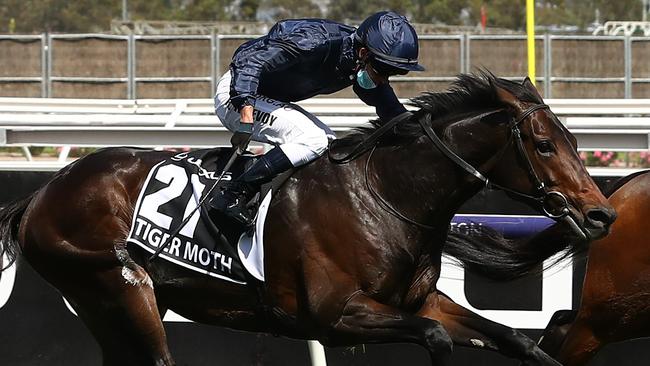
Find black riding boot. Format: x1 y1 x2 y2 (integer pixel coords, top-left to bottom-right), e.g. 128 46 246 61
210 147 293 226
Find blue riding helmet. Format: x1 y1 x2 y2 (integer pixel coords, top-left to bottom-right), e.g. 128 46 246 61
355 11 425 73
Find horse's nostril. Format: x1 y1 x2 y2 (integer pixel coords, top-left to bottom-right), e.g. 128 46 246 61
586 208 616 226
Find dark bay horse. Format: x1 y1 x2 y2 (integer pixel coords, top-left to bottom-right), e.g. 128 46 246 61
0 74 615 365
537 170 650 365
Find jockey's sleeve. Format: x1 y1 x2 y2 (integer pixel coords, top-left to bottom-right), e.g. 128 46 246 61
229 41 302 110
353 82 408 121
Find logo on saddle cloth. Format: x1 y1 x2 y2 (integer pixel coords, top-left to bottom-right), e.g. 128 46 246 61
126 149 249 284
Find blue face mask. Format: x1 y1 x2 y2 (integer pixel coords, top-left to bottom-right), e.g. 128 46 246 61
356 69 377 89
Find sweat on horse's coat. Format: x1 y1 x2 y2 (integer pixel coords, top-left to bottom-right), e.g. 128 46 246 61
121 266 154 289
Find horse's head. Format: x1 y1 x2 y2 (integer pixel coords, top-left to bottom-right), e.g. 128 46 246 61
339 72 615 241
487 78 615 240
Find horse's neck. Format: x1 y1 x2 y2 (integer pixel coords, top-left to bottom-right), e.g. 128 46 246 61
370 113 508 227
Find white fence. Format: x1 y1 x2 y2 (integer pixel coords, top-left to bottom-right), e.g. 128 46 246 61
1 97 650 168
4 34 650 99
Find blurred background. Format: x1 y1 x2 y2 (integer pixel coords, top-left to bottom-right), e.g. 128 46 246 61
1 0 650 99
0 0 647 34
2 0 650 166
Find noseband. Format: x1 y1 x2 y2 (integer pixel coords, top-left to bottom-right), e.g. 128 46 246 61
419 103 572 220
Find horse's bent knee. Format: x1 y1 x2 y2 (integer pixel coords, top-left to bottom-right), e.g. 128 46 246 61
507 329 561 365
506 329 539 354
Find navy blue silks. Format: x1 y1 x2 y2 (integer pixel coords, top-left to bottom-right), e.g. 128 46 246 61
228 16 417 122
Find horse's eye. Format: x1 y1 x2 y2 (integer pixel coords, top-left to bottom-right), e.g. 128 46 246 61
537 140 554 155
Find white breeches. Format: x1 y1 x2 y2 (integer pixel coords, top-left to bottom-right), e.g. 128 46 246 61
214 71 336 167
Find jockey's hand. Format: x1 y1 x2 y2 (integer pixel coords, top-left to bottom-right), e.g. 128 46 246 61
231 131 252 154
240 105 254 124
232 105 254 153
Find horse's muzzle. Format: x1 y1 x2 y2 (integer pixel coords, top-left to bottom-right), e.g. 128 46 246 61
561 204 616 242
583 206 617 240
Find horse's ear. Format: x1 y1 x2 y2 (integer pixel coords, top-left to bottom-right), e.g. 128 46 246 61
522 77 544 102
495 85 525 112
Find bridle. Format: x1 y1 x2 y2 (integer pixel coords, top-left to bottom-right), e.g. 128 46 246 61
331 105 578 231
419 103 571 221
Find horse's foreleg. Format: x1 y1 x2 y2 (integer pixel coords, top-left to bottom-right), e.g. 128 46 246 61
322 292 453 365
416 291 561 366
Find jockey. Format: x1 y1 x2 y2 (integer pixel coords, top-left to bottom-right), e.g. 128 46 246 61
212 11 425 225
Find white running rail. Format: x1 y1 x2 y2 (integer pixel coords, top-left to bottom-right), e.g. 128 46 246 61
1 97 650 160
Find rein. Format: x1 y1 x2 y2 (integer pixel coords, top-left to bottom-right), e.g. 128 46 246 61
331 104 572 229
329 111 414 164
363 145 436 230
419 103 571 220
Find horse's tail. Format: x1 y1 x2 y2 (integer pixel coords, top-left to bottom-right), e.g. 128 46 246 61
0 193 36 271
443 223 583 281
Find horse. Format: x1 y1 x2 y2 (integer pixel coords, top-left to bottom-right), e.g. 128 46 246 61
536 169 650 365
0 73 615 366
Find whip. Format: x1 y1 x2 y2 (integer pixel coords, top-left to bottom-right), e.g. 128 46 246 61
148 134 251 263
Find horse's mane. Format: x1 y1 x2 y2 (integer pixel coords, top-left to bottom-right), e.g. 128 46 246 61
338 71 544 145
410 71 542 123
